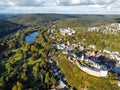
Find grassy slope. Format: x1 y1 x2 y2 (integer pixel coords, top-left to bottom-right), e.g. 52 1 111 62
60 58 119 90
51 52 119 90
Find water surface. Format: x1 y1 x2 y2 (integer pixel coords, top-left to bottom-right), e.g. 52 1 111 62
25 31 38 44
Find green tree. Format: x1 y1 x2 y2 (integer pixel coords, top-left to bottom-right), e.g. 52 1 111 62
10 57 15 64
31 45 36 52
12 85 17 90
16 81 23 90
21 72 28 81
5 63 12 73
32 63 40 78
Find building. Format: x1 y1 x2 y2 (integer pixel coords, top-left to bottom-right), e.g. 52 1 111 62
60 28 76 36
76 60 108 77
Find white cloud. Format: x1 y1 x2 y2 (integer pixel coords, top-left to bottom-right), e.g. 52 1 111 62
0 0 119 14
104 0 120 10
88 4 106 8
0 0 44 6
56 0 116 5
0 0 9 6
0 5 120 14
106 5 112 10
110 0 120 8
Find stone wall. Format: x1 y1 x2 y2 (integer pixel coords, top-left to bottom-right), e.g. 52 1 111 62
76 60 108 77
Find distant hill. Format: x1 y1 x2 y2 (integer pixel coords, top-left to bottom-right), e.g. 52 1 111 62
0 20 25 38
9 14 120 26
0 13 24 20
9 14 81 25
56 15 120 27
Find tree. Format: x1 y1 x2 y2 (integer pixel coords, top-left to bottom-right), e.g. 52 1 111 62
16 81 23 90
25 43 30 50
31 45 36 52
4 51 13 58
31 54 36 60
0 77 4 88
23 51 27 59
17 49 23 55
16 49 24 60
21 72 28 81
12 85 17 90
5 63 12 74
8 41 16 49
10 57 15 64
32 63 40 78
31 52 38 60
22 63 28 70
45 72 50 88
51 77 56 88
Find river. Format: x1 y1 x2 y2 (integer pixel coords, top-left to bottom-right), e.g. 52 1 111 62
24 31 38 44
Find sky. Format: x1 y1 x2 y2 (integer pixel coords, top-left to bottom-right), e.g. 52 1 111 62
0 0 120 14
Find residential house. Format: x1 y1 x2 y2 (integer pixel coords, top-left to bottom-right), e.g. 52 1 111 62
60 28 76 36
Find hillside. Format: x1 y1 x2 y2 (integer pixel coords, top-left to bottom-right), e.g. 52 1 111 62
9 14 76 25
9 14 120 26
56 15 120 27
0 14 23 20
0 20 25 38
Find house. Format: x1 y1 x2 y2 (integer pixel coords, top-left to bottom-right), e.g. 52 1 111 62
78 44 84 50
88 45 96 49
100 70 108 77
86 51 96 57
114 55 120 63
71 53 77 58
112 52 119 55
76 60 108 77
52 44 66 50
68 53 77 62
67 41 70 46
60 28 76 36
87 59 101 69
118 24 120 30
68 56 74 62
118 81 120 86
87 23 120 34
103 50 111 54
81 54 84 60
88 27 100 32
63 50 68 54
110 52 120 63
95 51 102 57
60 28 70 36
72 44 78 47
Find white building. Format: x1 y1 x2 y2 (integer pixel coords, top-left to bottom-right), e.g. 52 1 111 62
118 81 120 86
100 70 108 77
60 28 76 36
52 44 66 50
88 45 96 49
76 60 108 77
103 50 111 54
